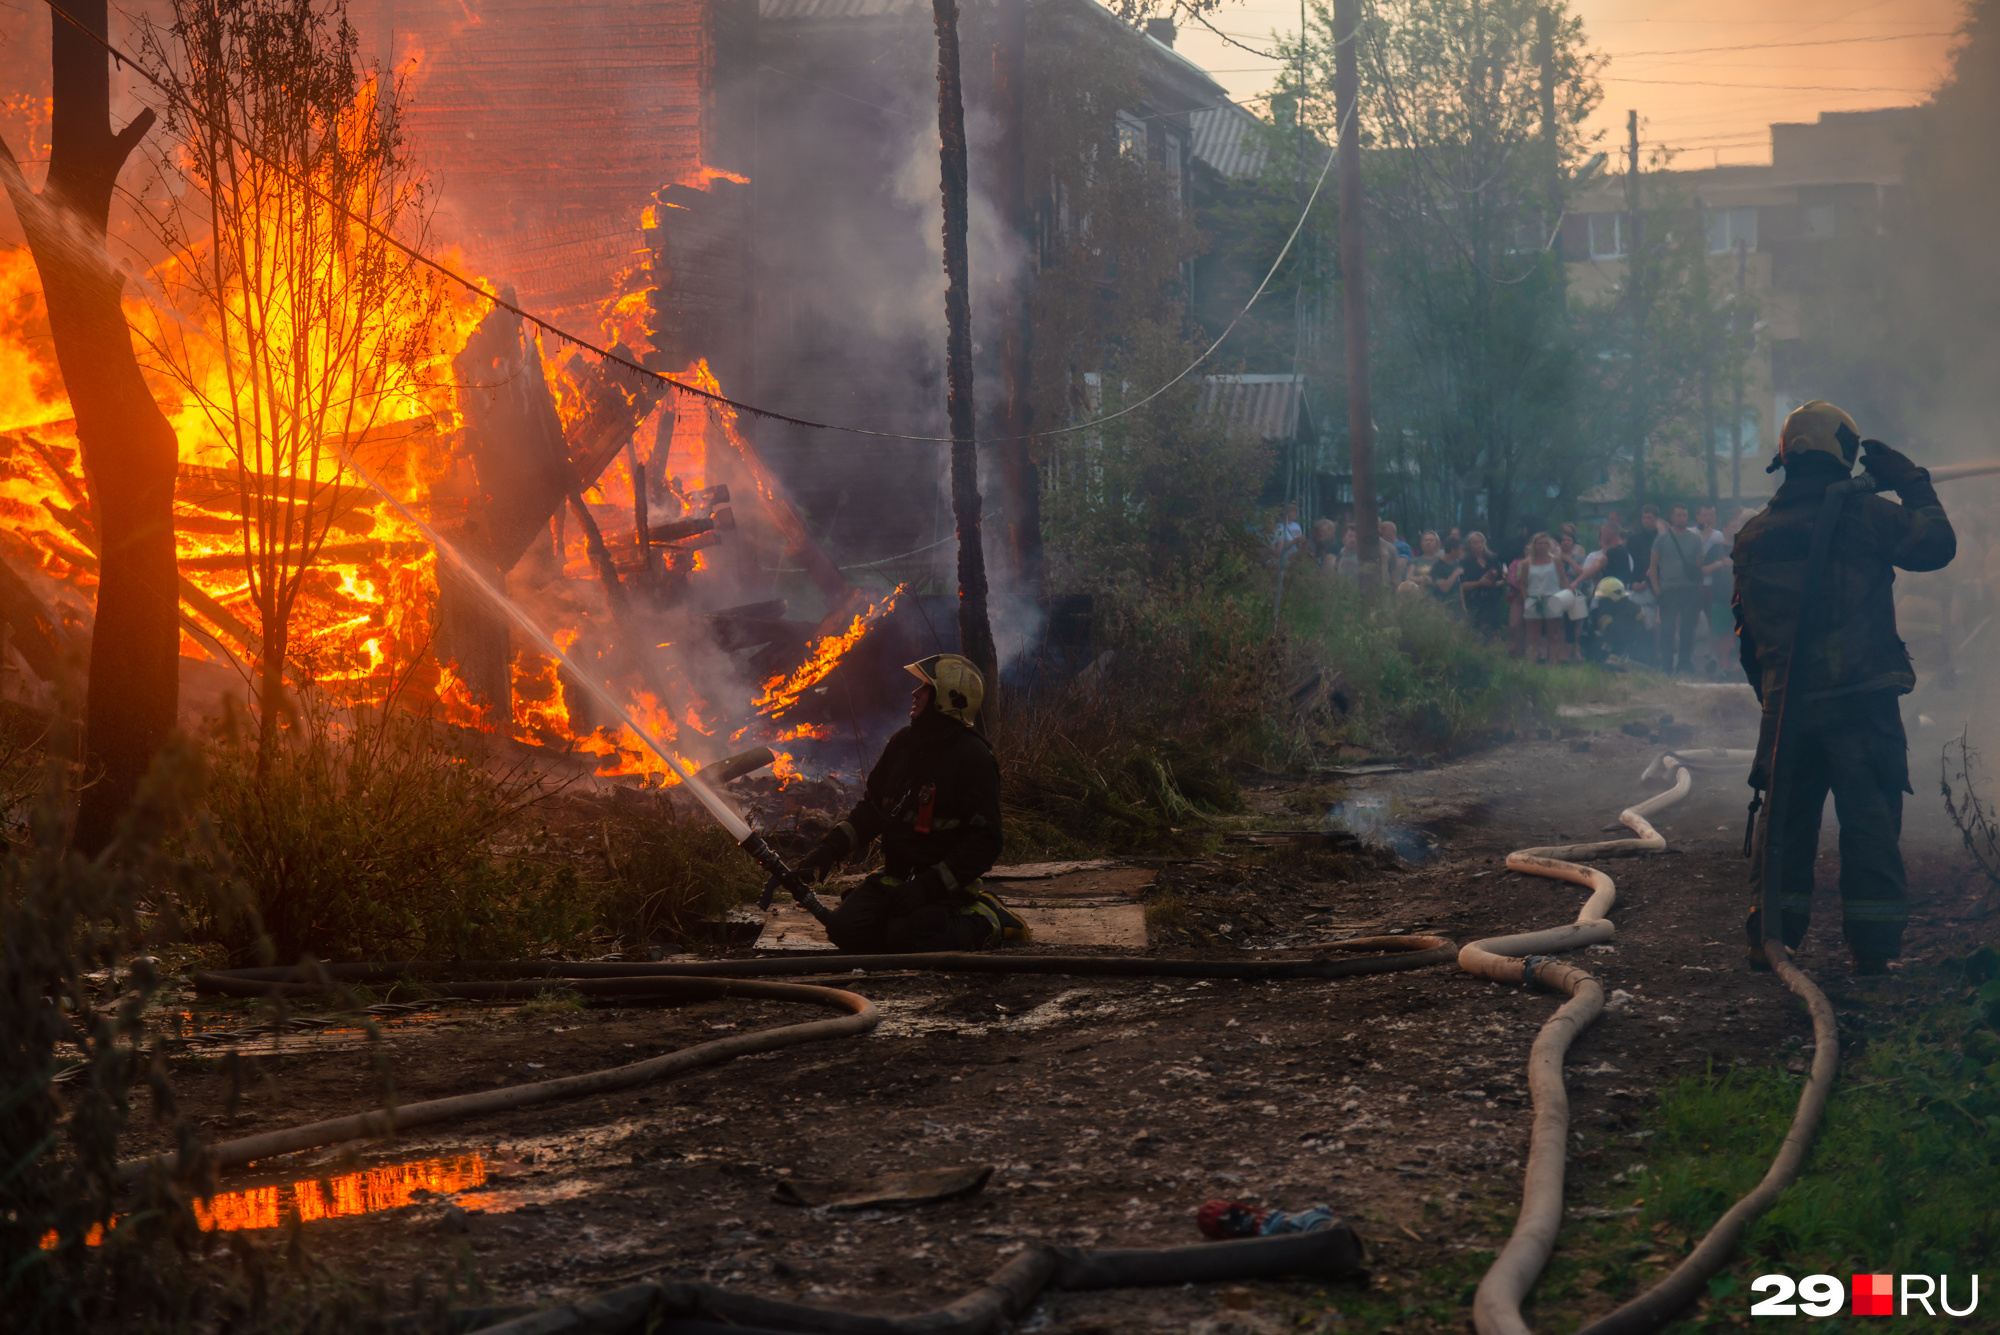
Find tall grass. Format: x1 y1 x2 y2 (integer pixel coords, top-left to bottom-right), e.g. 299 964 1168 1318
1 735 210 1332
996 677 1243 859
186 689 586 964
1610 951 2000 1328
594 798 763 949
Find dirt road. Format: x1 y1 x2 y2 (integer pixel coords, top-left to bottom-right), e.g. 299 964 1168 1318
134 683 1993 1333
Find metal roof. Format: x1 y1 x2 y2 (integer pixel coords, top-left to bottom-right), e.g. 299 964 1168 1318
1197 374 1305 441
1190 101 1268 181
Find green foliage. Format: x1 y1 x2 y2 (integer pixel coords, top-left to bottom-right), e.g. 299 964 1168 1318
514 986 587 1019
1043 324 1275 591
1278 568 1609 752
1 736 211 1332
593 802 763 949
186 694 587 964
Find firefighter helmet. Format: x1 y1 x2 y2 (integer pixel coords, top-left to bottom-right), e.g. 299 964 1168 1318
905 653 985 726
1780 400 1862 468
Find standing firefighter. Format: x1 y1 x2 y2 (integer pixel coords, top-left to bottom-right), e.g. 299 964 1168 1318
796 654 1028 952
1733 401 1956 973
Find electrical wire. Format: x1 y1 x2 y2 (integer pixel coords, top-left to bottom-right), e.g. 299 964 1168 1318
1606 30 1955 58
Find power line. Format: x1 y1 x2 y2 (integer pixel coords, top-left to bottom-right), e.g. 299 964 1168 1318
1597 76 1930 92
1605 30 1956 58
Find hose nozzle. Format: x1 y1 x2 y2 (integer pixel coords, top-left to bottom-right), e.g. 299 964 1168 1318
740 832 835 926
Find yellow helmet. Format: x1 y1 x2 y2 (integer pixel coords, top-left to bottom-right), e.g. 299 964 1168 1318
1780 400 1861 467
905 653 985 726
1594 576 1627 600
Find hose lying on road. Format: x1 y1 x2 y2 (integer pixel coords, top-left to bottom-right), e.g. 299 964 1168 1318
130 934 1456 1186
1463 749 1843 1335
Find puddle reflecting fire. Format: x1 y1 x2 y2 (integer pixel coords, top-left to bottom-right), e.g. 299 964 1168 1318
43 1147 599 1246
191 1154 491 1231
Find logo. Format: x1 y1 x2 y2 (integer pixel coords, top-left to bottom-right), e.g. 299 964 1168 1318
1853 1274 1895 1317
1750 1273 1980 1318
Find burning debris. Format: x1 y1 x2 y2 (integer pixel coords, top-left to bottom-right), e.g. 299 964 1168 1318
0 182 899 793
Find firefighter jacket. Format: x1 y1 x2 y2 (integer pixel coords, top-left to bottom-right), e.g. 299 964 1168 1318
1732 449 1956 710
808 708 1003 904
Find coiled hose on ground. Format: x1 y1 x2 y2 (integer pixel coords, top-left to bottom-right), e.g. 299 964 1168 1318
1463 748 1842 1335
124 755 1840 1334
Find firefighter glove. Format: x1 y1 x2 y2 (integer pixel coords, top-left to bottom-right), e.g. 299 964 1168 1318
796 845 840 885
1860 439 1926 493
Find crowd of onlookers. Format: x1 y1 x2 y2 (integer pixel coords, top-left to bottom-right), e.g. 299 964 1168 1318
1271 500 1749 673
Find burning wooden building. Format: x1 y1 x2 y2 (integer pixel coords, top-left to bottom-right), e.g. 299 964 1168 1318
0 0 1235 780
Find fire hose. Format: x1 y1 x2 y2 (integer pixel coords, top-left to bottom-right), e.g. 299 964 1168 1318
1470 455 1880 1334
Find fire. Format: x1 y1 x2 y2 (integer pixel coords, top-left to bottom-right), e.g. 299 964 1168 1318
0 89 875 793
753 588 903 718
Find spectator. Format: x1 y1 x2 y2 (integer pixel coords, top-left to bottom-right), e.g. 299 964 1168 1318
1270 503 1305 565
1458 531 1506 637
1311 517 1339 565
1554 522 1588 658
1704 508 1745 677
1575 521 1637 599
1410 530 1461 606
1648 503 1706 674
1504 535 1531 657
1514 532 1577 664
1579 577 1643 665
1626 505 1662 662
1381 520 1413 562
1332 523 1362 578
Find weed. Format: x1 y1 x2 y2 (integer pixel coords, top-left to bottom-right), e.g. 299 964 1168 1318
185 683 588 964
995 677 1242 859
1143 893 1189 937
1 734 212 1331
514 987 587 1019
593 801 762 950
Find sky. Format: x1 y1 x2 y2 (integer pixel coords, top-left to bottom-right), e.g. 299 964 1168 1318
1170 0 1968 167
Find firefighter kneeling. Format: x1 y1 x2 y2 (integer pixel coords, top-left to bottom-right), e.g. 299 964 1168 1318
795 654 1029 953
1733 401 1956 974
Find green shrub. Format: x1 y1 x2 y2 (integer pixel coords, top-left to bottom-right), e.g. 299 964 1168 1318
186 691 586 964
593 800 762 949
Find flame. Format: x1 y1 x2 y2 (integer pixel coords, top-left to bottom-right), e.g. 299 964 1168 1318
753 588 902 718
0 90 858 789
676 164 750 188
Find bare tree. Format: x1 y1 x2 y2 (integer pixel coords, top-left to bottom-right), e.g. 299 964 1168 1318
0 0 182 852
138 0 447 772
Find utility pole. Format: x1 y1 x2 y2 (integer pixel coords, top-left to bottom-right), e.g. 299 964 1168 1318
1625 108 1646 519
932 0 998 687
1698 198 1718 509
1334 0 1376 582
991 0 1041 601
1731 235 1748 506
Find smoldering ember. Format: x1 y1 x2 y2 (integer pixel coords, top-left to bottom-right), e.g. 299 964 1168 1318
3 0 1999 1331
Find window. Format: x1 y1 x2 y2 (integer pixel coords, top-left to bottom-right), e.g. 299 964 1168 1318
1704 205 1757 254
1161 128 1184 194
1116 112 1145 158
1804 204 1838 240
1588 212 1628 259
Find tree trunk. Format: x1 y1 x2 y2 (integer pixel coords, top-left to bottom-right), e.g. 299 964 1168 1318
0 0 180 851
990 0 1041 602
933 0 998 687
